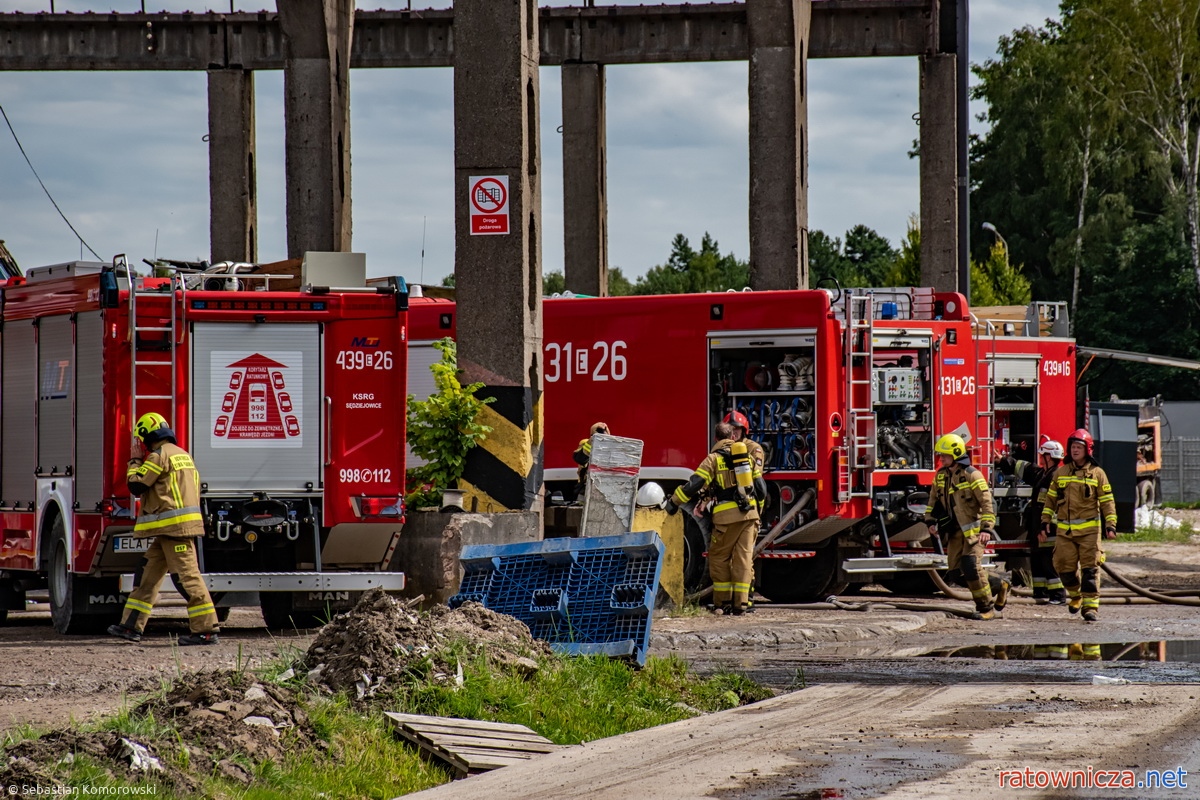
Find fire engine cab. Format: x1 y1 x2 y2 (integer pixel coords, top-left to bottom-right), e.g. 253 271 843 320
0 257 408 633
409 287 995 602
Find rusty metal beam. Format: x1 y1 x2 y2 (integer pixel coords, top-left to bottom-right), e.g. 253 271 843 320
0 1 936 71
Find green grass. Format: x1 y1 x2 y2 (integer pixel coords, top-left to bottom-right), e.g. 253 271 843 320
1163 501 1200 510
1118 521 1196 543
43 646 770 799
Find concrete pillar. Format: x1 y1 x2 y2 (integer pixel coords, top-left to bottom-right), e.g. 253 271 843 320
454 0 544 515
747 0 810 291
207 69 257 264
561 63 608 297
278 0 353 258
919 54 958 292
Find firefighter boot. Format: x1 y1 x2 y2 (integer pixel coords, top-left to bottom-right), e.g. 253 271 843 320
993 578 1011 614
178 632 220 646
972 606 996 621
1047 588 1067 605
107 623 142 643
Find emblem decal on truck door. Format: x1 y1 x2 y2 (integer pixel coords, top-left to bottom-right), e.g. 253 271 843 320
211 352 303 448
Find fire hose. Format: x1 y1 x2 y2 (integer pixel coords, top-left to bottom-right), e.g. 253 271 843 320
926 562 1200 606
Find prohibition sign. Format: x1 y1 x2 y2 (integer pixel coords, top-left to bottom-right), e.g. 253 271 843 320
471 178 507 214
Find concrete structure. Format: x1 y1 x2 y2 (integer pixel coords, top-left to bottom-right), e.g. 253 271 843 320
393 511 541 606
278 0 354 258
453 0 545 515
747 0 811 291
562 63 608 297
0 1 967 292
207 70 257 264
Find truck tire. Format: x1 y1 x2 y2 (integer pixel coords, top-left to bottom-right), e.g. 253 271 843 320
682 516 711 595
0 580 13 626
754 542 848 603
47 516 110 635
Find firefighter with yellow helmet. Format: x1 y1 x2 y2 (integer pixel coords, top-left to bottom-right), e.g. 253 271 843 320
924 433 1010 620
572 421 610 500
107 412 220 645
663 421 767 615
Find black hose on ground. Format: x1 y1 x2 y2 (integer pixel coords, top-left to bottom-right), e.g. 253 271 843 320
1101 562 1200 607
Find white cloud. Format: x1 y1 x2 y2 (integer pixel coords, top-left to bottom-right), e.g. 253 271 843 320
0 0 1061 283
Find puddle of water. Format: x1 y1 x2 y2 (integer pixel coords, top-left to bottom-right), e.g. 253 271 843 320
919 640 1200 662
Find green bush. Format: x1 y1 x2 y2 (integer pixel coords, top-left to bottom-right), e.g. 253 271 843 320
405 339 494 508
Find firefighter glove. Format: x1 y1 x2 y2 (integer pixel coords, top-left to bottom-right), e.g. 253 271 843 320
1105 527 1117 539
661 498 678 515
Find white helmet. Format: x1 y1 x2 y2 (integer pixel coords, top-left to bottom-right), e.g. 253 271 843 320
1038 440 1065 460
635 482 666 508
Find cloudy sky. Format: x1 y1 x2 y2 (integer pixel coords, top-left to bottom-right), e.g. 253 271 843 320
0 0 1061 284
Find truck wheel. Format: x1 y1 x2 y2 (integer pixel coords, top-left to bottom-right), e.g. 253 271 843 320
754 542 847 603
682 516 710 595
0 580 13 626
47 516 107 634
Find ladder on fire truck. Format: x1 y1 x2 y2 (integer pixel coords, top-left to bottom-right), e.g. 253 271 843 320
974 318 997 475
840 294 877 501
124 255 185 433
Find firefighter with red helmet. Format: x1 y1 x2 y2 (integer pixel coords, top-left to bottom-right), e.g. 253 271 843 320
924 433 1010 620
1042 428 1117 622
107 413 220 645
995 439 1067 604
724 410 765 611
663 421 766 615
572 421 609 499
724 411 766 479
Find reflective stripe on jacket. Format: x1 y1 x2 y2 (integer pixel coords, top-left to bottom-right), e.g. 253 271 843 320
127 442 204 537
1041 460 1117 535
673 439 760 524
924 462 995 536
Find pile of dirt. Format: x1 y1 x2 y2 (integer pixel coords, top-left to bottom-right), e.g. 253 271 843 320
0 670 318 793
304 588 550 697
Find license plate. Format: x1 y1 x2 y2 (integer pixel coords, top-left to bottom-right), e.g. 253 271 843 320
114 536 152 553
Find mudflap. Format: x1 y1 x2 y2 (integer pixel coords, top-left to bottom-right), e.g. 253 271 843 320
68 576 126 633
261 589 361 630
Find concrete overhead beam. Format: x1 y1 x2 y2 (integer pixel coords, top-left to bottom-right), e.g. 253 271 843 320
0 1 938 71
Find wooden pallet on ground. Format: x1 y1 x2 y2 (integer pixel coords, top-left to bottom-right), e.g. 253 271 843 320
384 712 569 778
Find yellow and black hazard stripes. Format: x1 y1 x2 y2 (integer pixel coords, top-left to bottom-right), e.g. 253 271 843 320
460 386 544 511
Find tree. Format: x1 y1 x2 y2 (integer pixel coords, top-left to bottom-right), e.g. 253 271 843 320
543 271 566 295
633 233 749 295
843 225 897 286
1074 0 1200 300
970 242 1032 307
882 215 922 286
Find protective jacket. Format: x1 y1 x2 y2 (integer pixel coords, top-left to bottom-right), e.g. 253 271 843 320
1041 459 1117 536
924 459 996 538
127 442 204 537
673 439 764 524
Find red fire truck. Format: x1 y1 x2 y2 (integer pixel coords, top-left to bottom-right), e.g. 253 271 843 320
974 302 1078 570
0 257 408 633
409 287 997 602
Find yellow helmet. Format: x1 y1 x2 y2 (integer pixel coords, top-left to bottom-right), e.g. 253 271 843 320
933 433 967 460
134 412 170 441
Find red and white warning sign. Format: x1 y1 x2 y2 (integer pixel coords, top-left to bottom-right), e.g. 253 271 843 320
469 175 510 235
210 351 303 448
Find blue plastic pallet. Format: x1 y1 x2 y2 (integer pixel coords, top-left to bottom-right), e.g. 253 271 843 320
449 531 664 666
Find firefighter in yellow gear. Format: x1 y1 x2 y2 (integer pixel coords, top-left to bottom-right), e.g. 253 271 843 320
923 433 1009 620
724 411 765 611
572 421 609 500
107 412 220 645
1042 428 1117 622
663 422 767 615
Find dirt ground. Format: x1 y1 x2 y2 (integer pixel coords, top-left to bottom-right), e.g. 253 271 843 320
1 523 1198 798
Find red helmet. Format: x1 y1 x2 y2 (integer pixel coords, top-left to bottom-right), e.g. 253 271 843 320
724 411 751 432
1067 428 1094 456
